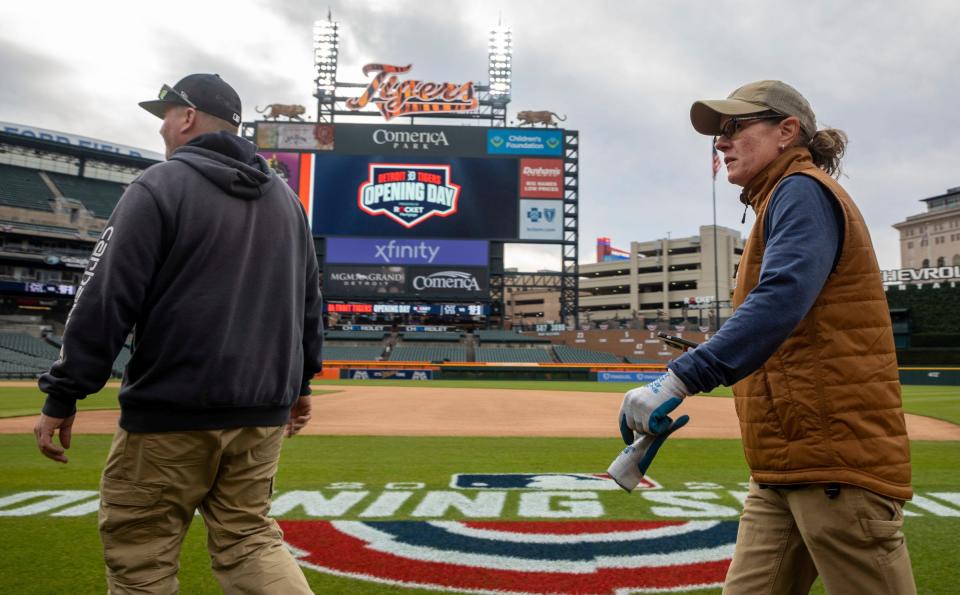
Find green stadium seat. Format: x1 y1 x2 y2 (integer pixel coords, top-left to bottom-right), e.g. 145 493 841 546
322 346 385 360
553 345 624 364
475 330 550 343
389 346 467 362
400 332 463 342
0 163 55 211
47 172 125 219
475 348 554 363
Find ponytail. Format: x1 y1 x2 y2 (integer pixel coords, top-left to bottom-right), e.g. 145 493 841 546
802 128 848 178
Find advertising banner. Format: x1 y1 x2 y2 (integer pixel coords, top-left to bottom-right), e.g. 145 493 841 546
260 152 301 193
312 155 519 239
340 369 435 380
487 129 563 156
405 266 489 299
324 266 406 297
519 199 563 241
256 123 334 151
597 371 667 383
323 266 488 299
326 238 488 266
333 124 489 157
519 158 564 198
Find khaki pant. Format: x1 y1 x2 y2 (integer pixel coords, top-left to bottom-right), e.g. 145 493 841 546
98 426 312 595
723 479 916 595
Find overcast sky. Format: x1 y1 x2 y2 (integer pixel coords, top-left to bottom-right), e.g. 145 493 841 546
2 0 957 271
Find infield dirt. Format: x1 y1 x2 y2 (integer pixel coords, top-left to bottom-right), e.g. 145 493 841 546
1 384 958 440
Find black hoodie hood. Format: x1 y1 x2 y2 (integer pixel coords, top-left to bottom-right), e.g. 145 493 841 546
169 132 273 200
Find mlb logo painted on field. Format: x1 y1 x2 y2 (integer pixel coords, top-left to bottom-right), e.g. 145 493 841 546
281 519 737 594
452 473 660 491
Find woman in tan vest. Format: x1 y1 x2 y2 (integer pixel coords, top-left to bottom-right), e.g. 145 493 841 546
622 80 917 594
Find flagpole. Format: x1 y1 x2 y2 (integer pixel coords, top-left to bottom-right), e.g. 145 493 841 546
712 139 721 332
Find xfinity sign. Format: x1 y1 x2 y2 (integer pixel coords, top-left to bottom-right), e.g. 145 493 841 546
326 238 488 266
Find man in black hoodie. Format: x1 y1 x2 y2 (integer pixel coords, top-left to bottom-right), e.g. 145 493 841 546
34 74 321 594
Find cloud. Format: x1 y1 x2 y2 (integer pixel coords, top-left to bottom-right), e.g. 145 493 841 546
2 0 958 270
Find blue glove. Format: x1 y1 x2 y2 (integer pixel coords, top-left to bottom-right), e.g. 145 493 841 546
607 415 690 492
618 370 690 442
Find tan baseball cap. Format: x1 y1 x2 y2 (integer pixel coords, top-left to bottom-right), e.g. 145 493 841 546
690 80 817 138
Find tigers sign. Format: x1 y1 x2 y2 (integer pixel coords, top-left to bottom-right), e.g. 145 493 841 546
346 64 479 121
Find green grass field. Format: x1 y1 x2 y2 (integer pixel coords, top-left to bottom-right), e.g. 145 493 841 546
1 381 958 594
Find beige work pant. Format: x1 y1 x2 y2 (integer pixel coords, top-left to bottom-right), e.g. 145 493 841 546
98 426 312 595
723 479 916 595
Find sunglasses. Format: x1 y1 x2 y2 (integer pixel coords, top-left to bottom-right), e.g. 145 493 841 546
158 84 196 109
718 114 785 140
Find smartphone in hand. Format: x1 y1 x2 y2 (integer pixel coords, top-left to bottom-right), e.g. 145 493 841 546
657 332 700 352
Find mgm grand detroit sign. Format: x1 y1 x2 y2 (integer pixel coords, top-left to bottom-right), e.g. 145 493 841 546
882 266 960 288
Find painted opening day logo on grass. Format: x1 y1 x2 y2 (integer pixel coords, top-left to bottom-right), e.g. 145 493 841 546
279 473 735 594
358 163 461 228
283 519 737 594
9 473 960 594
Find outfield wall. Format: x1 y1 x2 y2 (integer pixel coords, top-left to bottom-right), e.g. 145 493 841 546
321 361 960 385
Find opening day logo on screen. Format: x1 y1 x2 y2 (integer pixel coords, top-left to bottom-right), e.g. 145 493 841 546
487 129 563 156
358 164 461 228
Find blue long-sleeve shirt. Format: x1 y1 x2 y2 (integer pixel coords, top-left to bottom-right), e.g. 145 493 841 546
669 175 844 393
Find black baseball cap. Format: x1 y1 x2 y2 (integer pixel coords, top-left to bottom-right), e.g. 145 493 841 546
139 73 242 126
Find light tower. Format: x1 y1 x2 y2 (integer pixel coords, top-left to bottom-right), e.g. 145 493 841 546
313 10 339 123
488 18 512 125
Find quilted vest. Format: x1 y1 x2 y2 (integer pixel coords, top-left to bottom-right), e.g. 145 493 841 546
732 147 912 500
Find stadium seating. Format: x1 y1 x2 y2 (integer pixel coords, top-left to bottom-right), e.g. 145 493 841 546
475 330 550 343
0 347 51 377
322 346 385 361
389 345 467 362
475 347 554 363
552 345 624 364
625 356 661 364
0 333 134 378
0 333 60 360
0 163 55 211
325 330 388 341
399 331 463 342
112 346 132 376
47 173 125 219
0 219 81 236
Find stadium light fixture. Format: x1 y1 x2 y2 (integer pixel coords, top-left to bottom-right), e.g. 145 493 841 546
488 21 512 101
314 13 339 97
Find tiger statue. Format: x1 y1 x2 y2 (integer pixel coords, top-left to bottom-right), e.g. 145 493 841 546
516 110 567 127
255 104 307 121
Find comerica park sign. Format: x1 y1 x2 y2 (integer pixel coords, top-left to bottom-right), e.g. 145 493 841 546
882 266 960 286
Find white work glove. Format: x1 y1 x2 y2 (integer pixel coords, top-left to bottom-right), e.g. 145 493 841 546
607 415 690 492
618 370 691 443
